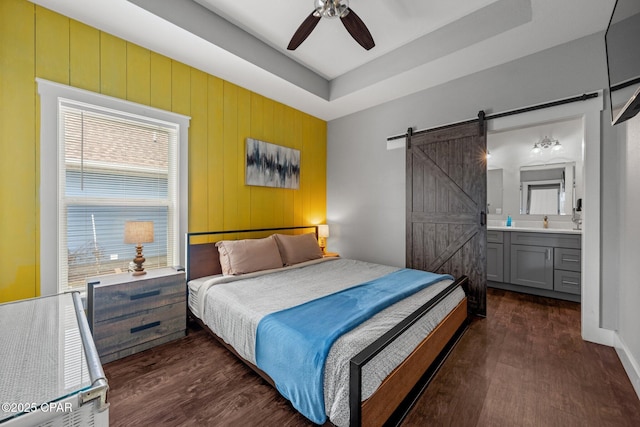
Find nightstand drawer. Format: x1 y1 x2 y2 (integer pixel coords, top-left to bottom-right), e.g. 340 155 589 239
93 301 186 356
87 268 186 363
91 273 184 322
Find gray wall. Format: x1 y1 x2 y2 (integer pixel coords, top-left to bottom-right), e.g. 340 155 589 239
327 29 640 391
327 32 622 326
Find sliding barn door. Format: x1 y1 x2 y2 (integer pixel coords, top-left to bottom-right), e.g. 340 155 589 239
406 122 487 315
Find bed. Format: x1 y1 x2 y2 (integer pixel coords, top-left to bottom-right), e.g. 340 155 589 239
186 226 469 426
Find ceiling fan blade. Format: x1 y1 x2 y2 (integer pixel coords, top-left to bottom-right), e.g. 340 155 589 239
340 8 375 50
288 12 321 50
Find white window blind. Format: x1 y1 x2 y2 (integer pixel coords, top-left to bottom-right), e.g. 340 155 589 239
58 100 179 292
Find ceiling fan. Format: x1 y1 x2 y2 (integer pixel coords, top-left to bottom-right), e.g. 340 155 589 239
287 0 375 51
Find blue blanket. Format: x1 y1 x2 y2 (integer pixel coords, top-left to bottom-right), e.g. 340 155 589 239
255 268 452 424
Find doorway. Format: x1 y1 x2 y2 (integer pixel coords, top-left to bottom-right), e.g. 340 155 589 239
486 94 612 346
486 117 583 302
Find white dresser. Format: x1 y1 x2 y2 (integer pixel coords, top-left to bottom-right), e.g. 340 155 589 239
0 292 109 426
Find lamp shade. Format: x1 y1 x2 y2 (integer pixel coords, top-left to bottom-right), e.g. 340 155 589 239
124 221 154 244
318 224 329 238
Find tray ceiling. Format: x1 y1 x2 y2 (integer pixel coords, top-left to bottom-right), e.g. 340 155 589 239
31 0 615 120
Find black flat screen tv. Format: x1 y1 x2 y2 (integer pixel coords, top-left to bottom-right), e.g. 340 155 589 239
605 0 640 125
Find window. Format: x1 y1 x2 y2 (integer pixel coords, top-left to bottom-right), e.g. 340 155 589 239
37 79 189 295
527 185 561 215
60 102 177 290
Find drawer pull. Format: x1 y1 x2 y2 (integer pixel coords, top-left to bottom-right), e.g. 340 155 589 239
130 321 161 334
561 258 579 263
562 280 580 286
130 290 160 300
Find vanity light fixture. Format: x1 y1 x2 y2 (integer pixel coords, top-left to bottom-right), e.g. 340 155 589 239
531 136 561 154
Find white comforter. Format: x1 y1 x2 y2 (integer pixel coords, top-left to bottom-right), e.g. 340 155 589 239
188 258 464 426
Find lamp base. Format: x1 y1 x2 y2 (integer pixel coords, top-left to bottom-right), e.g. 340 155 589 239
131 244 147 276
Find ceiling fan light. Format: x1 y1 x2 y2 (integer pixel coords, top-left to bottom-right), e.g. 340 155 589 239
314 0 349 19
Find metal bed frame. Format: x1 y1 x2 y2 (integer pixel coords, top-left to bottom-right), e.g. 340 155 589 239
185 226 469 427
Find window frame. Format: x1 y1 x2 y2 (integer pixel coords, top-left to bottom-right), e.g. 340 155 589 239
37 78 190 296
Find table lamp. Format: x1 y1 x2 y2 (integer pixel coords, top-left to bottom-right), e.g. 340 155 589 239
318 224 329 254
124 221 154 276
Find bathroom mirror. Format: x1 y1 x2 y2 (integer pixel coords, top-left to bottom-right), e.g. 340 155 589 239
519 162 575 215
486 116 583 219
487 169 504 214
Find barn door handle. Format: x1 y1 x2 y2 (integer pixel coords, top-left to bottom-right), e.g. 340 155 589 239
480 211 486 226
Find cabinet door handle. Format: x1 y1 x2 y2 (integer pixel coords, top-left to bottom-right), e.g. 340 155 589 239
546 249 551 260
562 280 579 286
131 321 161 334
561 258 579 263
130 290 160 300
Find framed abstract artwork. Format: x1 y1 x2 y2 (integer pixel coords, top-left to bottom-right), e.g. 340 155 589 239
245 138 300 189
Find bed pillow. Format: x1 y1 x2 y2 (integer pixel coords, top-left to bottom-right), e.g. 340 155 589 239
215 236 283 275
273 233 324 266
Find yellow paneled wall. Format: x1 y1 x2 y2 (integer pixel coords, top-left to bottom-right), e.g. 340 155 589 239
0 0 327 303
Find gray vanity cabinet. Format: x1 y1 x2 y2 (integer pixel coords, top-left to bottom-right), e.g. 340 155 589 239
553 248 581 295
554 248 581 272
487 230 504 282
510 244 553 290
487 230 581 301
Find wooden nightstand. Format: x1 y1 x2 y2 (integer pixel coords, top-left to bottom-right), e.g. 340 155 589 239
87 267 186 363
324 251 340 257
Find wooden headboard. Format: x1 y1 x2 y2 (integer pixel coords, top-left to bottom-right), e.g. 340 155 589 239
185 226 318 282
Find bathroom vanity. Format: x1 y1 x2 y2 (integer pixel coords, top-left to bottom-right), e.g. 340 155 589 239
487 227 582 302
486 118 585 302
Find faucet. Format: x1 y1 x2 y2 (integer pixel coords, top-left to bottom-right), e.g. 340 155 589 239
571 208 582 230
572 198 583 230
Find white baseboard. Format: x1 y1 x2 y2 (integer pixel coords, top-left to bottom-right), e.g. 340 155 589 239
615 333 640 400
582 326 615 347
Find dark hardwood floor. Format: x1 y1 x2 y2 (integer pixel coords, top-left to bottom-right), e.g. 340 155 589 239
104 288 640 426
